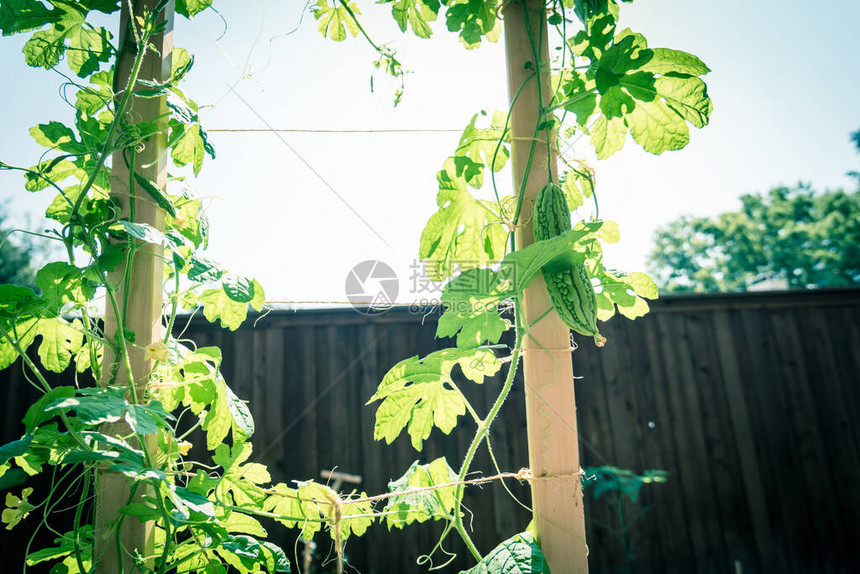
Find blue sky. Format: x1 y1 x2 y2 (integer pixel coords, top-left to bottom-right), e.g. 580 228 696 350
1 0 858 303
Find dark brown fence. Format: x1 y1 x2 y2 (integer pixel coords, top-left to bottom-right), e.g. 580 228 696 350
2 289 859 573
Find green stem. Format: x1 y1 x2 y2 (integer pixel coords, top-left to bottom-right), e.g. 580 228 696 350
491 71 536 220
73 467 92 574
122 147 138 319
163 270 181 345
449 306 526 563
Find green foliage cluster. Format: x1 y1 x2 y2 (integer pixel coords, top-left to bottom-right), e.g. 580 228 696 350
0 0 712 572
649 186 860 292
0 209 44 287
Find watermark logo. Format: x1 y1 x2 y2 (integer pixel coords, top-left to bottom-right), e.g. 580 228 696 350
345 260 399 314
346 259 522 314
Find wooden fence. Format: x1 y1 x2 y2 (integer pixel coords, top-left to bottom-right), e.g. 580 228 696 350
2 289 859 573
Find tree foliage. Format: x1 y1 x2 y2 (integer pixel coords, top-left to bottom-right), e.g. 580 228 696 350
0 209 44 287
649 186 860 292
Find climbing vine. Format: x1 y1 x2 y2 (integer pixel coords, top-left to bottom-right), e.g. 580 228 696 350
0 0 710 573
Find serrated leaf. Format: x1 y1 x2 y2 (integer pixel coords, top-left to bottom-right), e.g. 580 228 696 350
504 224 599 287
454 110 509 188
445 0 501 49
36 262 96 315
390 0 438 38
312 0 360 42
0 318 39 370
419 159 508 282
171 123 213 175
0 0 61 36
437 268 511 349
185 252 223 281
573 26 712 158
23 386 75 432
36 317 83 372
65 24 112 77
3 487 35 530
22 25 64 67
369 348 500 450
198 287 249 331
638 47 710 76
461 531 548 574
213 442 270 508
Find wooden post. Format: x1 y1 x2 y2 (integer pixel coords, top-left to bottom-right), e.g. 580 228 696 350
95 1 174 572
503 0 589 571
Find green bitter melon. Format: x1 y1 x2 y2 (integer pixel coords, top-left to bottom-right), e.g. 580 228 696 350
533 182 604 346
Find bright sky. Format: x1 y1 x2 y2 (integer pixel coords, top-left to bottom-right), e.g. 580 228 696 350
2 0 859 304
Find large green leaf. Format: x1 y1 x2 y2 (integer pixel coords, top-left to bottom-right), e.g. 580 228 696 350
453 110 509 188
213 442 270 508
19 6 112 77
566 26 712 158
198 279 264 331
445 0 501 49
388 0 439 38
460 531 549 574
0 0 61 36
368 347 500 450
35 317 83 373
419 159 508 282
436 268 511 349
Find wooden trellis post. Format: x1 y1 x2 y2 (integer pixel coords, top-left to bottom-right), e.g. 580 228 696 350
95 1 174 572
503 0 589 571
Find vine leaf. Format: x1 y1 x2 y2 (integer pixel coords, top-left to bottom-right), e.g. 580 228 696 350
0 0 61 36
384 457 460 529
312 0 361 42
20 8 113 77
387 0 439 38
437 268 511 349
504 223 599 286
568 25 712 158
461 531 549 574
176 0 213 19
2 487 35 530
591 266 656 321
45 387 172 435
368 348 501 450
454 110 510 188
199 279 265 331
419 159 508 282
213 442 270 508
445 0 501 49
35 317 83 373
170 122 215 176
36 262 96 316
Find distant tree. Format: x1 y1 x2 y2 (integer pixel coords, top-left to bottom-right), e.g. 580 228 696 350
0 209 40 286
648 185 860 292
852 129 860 152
